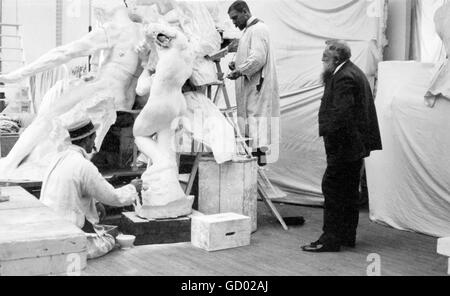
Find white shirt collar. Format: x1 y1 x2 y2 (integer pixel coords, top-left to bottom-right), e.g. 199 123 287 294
334 61 348 75
246 16 257 27
68 144 89 159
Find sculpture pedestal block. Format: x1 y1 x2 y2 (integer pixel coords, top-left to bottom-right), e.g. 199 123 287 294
199 156 258 232
135 195 194 220
120 212 191 246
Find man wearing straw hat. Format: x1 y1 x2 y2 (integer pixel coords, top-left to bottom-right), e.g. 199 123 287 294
41 118 141 234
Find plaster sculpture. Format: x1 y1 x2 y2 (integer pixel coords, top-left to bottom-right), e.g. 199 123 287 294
425 1 450 107
0 0 144 178
130 0 221 86
133 23 195 219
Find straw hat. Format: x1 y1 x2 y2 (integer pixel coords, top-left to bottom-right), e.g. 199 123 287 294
66 119 100 142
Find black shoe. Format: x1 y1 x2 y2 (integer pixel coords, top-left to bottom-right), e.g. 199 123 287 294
301 242 341 253
340 238 356 248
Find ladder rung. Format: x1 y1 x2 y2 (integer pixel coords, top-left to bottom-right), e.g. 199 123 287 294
0 86 23 92
0 60 25 63
0 99 30 102
0 34 21 39
205 81 224 86
0 47 23 51
0 23 22 28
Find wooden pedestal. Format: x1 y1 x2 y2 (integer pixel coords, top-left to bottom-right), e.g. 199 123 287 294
199 156 258 232
120 212 191 246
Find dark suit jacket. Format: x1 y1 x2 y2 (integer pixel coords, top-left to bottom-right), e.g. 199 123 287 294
318 61 382 164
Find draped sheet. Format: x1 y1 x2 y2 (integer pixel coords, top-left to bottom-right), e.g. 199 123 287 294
366 61 450 237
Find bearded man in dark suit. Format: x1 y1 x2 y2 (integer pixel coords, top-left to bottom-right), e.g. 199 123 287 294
302 40 382 253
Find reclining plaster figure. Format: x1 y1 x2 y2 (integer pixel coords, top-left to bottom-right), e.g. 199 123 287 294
0 0 144 178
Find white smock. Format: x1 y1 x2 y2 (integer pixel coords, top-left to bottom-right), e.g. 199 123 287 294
234 16 280 149
40 145 137 229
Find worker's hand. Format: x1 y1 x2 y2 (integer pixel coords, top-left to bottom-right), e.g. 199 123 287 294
131 178 143 192
228 61 236 71
227 70 242 81
96 202 106 222
227 39 239 53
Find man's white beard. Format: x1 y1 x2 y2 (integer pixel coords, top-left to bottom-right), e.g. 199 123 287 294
321 64 337 84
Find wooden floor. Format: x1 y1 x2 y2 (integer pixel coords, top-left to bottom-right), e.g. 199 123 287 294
83 196 447 276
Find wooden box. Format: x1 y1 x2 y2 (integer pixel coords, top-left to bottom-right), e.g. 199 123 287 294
437 237 450 275
191 213 251 252
120 212 191 246
0 133 19 157
0 187 87 276
199 156 258 232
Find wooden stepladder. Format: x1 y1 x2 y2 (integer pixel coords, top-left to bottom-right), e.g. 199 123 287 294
184 49 288 231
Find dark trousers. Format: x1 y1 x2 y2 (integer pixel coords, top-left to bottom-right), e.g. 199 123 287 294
321 158 363 244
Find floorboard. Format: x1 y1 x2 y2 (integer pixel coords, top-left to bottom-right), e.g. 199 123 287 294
83 195 447 276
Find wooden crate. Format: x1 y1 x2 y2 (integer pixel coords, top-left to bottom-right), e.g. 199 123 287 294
199 156 258 232
120 212 191 246
437 237 450 275
0 187 87 276
191 213 251 252
0 133 19 157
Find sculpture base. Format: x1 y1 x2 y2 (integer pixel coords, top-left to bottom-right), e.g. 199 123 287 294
135 195 194 220
120 212 191 246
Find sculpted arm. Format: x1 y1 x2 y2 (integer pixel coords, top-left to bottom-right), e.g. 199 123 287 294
0 26 115 83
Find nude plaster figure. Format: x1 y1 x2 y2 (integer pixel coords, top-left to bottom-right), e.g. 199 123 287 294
132 23 195 219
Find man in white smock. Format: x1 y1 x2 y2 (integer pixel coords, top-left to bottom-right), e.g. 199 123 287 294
40 118 141 258
227 0 280 166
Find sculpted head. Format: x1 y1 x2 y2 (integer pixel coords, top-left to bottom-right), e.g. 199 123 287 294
144 23 188 50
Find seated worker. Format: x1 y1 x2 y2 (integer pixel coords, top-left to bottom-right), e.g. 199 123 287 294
40 118 142 259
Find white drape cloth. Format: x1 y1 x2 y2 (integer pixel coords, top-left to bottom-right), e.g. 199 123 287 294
366 61 450 237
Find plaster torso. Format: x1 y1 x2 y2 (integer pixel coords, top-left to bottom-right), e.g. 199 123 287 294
133 25 194 137
95 21 143 110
